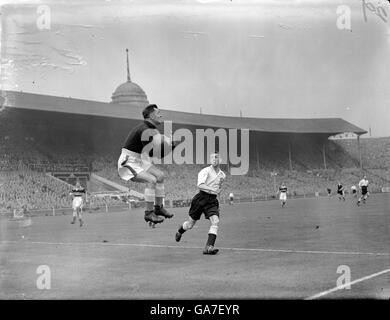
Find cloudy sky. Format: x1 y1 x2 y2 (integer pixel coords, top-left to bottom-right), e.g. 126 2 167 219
1 0 390 136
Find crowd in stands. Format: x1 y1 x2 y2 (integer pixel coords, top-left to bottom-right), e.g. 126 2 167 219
93 159 388 202
0 169 72 213
336 138 390 169
0 136 49 171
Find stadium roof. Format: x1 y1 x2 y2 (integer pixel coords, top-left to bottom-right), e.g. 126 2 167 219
2 91 367 135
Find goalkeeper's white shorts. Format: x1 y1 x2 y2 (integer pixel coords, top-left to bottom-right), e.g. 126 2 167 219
279 193 287 201
117 148 152 181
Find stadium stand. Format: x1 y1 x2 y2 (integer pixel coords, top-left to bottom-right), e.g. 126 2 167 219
1 129 389 213
0 170 72 212
1 95 389 213
1 132 389 213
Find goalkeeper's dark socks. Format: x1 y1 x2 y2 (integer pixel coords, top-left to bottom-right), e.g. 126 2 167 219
206 233 217 246
178 226 186 234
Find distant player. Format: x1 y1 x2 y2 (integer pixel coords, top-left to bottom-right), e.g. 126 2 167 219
175 153 226 255
327 188 332 197
351 185 357 197
117 104 174 227
357 175 369 206
336 181 345 201
229 192 234 205
70 180 86 227
278 182 287 207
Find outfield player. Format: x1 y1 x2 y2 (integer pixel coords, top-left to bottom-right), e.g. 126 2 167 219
351 185 357 197
175 153 226 255
278 182 287 207
229 192 234 205
336 181 345 201
357 175 369 206
117 104 174 226
70 180 86 227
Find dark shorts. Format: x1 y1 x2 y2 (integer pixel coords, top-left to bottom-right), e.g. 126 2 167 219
337 190 343 195
189 191 219 221
352 190 357 194
361 187 368 195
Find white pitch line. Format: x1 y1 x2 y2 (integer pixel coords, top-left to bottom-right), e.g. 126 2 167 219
0 240 389 257
305 268 390 300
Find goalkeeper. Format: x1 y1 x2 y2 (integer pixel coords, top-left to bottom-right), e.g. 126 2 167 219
118 104 175 226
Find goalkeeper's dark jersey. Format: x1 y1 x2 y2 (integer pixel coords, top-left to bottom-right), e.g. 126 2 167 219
123 120 157 154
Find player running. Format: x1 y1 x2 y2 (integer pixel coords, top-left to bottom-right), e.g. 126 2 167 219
278 182 287 207
351 185 357 197
229 192 234 205
70 180 86 227
175 153 226 255
117 104 175 227
336 181 345 201
357 175 369 206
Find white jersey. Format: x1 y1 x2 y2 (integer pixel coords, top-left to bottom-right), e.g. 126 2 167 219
358 179 369 188
197 165 226 195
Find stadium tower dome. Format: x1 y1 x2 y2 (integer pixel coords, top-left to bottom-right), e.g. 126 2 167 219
111 48 149 106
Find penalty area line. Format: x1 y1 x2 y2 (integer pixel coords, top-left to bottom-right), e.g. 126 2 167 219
305 268 390 300
0 240 389 257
